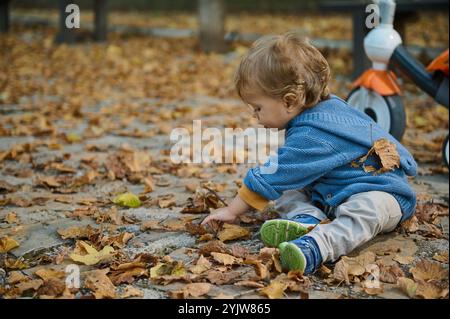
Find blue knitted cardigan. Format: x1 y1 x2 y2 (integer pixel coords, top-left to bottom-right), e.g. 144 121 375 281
243 94 417 221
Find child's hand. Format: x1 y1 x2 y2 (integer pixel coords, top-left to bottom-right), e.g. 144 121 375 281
201 207 238 227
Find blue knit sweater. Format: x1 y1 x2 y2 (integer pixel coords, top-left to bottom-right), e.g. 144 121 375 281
243 94 417 221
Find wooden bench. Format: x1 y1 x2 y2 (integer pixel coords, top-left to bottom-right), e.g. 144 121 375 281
319 0 449 79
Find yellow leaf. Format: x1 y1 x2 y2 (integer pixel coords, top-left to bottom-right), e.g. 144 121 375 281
0 236 20 253
112 192 141 208
69 241 114 266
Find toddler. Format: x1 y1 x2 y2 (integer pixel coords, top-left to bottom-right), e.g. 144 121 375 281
201 32 417 275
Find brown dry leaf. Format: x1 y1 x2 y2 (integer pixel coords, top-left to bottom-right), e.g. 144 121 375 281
143 176 155 193
333 252 376 284
211 252 241 266
100 232 134 249
410 260 448 282
4 212 18 224
120 286 144 298
204 269 243 285
0 236 20 253
169 283 212 299
7 271 30 285
161 218 188 231
393 254 415 265
244 258 270 280
260 280 288 299
185 222 208 236
358 138 400 174
15 279 44 295
110 267 147 286
35 268 66 281
235 280 265 288
199 240 230 256
401 216 419 233
57 225 99 240
84 268 117 299
38 175 61 188
379 263 405 284
141 220 164 231
158 194 176 208
37 278 67 298
432 251 449 263
415 280 449 299
361 280 384 295
217 223 250 242
189 255 212 274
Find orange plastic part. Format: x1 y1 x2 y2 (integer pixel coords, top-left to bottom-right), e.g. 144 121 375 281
427 49 449 76
352 69 401 96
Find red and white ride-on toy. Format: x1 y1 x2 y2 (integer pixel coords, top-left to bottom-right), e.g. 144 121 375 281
347 0 449 166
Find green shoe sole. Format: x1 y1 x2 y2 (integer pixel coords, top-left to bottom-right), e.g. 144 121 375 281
278 242 307 272
260 219 310 248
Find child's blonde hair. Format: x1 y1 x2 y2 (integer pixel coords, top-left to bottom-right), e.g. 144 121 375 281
235 31 331 109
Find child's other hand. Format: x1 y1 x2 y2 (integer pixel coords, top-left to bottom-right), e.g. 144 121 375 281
201 207 238 227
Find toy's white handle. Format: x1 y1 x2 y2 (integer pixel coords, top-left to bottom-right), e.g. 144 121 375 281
379 0 396 26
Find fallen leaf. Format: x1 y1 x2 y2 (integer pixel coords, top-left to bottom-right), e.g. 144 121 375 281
260 280 288 299
140 220 164 231
432 251 449 263
379 263 405 284
189 255 212 274
84 268 116 299
112 192 141 208
7 271 30 285
393 255 414 265
35 268 66 281
357 138 400 174
69 241 115 266
0 236 20 253
120 286 144 298
397 277 418 298
410 260 448 282
37 278 66 297
169 283 211 299
4 212 18 224
217 223 250 242
57 225 99 240
15 279 44 295
158 194 176 208
211 252 241 266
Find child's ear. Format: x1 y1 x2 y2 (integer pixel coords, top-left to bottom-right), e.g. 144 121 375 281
282 93 299 112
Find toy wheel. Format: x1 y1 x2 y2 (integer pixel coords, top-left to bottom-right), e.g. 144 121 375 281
347 87 406 141
443 134 449 168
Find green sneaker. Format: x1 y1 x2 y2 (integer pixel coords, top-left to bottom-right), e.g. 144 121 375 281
260 219 313 248
278 242 307 272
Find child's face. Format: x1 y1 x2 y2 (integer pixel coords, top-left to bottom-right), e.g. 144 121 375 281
242 88 298 130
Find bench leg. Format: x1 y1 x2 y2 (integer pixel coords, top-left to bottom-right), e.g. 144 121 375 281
352 12 371 79
94 0 108 42
0 0 10 33
198 0 228 53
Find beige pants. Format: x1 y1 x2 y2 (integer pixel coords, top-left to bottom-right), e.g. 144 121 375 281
274 189 403 263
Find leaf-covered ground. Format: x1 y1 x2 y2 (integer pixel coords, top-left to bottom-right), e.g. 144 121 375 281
0 10 448 299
